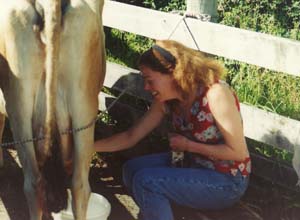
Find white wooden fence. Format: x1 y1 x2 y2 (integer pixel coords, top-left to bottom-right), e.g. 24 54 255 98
100 0 300 188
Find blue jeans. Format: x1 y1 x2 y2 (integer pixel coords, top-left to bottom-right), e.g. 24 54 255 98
122 152 249 220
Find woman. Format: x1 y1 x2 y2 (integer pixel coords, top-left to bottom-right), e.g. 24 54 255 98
94 40 251 220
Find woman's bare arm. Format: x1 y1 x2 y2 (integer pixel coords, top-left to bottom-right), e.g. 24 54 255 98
94 100 165 152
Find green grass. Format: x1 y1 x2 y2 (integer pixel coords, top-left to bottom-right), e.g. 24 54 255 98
105 28 153 68
223 60 300 120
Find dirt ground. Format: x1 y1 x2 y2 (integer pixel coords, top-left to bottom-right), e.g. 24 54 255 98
0 145 206 220
0 146 138 220
0 145 300 220
0 146 300 220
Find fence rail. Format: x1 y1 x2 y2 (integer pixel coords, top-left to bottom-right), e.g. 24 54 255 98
103 0 300 76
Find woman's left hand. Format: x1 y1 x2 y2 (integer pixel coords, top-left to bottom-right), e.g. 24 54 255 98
168 133 189 151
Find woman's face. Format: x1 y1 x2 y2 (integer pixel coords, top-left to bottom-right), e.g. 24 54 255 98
140 66 178 102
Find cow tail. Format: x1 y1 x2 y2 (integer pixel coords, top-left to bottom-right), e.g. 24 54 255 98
41 0 68 215
44 0 60 156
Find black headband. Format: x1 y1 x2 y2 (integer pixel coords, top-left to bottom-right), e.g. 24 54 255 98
152 45 176 65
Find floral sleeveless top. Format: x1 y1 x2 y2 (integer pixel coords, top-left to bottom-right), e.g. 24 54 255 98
170 83 251 177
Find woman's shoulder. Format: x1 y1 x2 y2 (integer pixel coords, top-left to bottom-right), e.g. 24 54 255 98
206 81 232 100
205 81 240 112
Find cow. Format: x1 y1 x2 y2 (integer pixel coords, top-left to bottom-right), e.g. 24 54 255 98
0 0 106 219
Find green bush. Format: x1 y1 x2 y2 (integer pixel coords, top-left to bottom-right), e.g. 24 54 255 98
218 0 300 40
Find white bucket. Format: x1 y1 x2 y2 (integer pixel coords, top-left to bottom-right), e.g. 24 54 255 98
53 191 111 220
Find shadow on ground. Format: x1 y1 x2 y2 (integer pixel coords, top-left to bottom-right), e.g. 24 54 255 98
0 145 299 220
0 148 29 220
89 160 139 220
0 146 138 220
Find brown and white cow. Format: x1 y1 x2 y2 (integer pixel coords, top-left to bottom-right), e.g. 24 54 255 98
0 0 106 219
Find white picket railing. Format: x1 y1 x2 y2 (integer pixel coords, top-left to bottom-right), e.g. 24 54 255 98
101 0 300 157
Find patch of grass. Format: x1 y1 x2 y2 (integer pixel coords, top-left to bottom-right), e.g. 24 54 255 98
247 138 293 164
223 60 300 120
105 28 153 68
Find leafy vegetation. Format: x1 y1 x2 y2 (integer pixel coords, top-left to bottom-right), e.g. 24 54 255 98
217 0 300 120
218 0 300 40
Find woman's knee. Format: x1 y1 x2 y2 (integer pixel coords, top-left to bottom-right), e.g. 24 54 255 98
122 153 170 191
131 170 151 205
131 168 160 196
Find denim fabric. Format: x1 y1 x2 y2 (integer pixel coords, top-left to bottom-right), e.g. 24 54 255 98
122 152 249 220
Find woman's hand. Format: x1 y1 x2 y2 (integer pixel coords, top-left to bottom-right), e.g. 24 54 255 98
168 133 189 152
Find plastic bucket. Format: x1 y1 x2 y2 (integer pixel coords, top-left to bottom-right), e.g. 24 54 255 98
53 191 111 220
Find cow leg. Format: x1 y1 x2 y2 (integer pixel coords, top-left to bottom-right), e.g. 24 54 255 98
20 151 42 220
59 3 105 218
7 94 42 220
0 113 5 167
71 125 95 220
3 2 44 219
6 82 43 220
70 101 97 220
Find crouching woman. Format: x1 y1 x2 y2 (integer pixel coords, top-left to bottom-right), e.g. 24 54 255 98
94 40 251 220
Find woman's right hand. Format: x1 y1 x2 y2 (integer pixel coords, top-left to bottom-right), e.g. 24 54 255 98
94 100 165 153
168 133 190 152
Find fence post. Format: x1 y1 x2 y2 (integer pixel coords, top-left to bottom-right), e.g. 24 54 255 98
186 0 218 22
